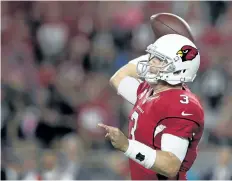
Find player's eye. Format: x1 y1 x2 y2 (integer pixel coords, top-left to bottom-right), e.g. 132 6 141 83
149 54 156 61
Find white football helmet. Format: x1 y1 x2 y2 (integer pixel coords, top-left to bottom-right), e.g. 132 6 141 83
137 34 200 85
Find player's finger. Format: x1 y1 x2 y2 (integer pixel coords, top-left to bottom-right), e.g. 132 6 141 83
98 123 110 131
105 133 110 139
98 123 117 133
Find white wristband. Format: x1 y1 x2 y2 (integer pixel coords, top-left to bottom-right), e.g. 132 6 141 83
117 76 140 105
124 139 156 169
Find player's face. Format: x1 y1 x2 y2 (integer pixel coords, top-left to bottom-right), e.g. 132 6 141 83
149 57 165 74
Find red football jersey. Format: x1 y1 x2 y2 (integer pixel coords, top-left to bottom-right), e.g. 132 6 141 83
128 82 204 180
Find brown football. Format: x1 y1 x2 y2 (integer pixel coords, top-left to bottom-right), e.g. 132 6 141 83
150 13 194 42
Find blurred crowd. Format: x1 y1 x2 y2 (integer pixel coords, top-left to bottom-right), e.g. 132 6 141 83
1 1 232 180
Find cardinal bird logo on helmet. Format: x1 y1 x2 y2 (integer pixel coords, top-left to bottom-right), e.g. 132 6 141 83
176 45 198 62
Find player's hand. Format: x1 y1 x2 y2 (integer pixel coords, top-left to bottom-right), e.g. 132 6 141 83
98 123 129 152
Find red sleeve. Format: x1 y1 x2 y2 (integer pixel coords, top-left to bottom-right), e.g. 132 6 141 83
160 118 199 140
156 89 204 140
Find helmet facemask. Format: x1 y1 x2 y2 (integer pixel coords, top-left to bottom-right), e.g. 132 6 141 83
136 44 176 84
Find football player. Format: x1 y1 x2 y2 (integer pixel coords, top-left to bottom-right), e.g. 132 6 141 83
98 34 204 180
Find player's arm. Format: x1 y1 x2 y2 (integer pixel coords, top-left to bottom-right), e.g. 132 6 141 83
109 54 148 105
150 134 189 177
124 120 198 178
124 135 189 178
98 118 198 178
110 62 139 89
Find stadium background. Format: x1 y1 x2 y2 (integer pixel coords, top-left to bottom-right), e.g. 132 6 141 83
1 1 232 180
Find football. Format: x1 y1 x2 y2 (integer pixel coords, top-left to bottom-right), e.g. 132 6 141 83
150 13 194 42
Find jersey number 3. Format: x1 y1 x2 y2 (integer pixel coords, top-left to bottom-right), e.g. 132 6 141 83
130 111 139 140
180 95 189 104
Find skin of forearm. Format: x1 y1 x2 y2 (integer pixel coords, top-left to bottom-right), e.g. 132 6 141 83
110 63 140 90
150 150 181 178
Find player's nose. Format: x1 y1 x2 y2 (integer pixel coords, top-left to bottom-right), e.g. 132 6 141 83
150 58 161 66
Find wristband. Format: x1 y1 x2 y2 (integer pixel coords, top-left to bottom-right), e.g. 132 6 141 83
124 139 156 169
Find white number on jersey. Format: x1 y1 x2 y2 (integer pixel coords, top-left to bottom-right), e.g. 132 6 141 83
180 95 189 104
131 111 139 140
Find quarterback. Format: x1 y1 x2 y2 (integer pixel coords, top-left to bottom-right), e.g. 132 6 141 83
99 34 204 180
